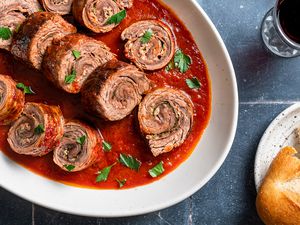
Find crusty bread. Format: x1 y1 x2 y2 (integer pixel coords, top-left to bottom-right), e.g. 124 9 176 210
256 146 300 225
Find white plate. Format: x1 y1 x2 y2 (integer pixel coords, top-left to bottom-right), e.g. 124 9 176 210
0 0 238 217
255 103 300 190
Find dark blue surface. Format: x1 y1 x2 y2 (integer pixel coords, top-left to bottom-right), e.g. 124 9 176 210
1 0 297 224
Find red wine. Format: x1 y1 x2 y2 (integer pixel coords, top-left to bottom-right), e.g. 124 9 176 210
277 0 300 44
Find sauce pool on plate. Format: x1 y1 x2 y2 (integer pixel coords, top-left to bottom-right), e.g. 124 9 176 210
0 0 211 189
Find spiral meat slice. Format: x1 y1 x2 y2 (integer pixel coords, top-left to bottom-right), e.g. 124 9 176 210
0 75 25 125
43 33 115 94
53 120 102 172
39 0 73 15
11 12 76 70
8 102 64 156
81 60 151 121
121 20 175 71
138 88 194 157
115 0 133 8
72 0 125 33
0 0 41 51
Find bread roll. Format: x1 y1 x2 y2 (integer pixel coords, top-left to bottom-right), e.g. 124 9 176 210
256 146 300 225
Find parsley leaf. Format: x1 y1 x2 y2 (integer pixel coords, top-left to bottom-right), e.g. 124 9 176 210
96 163 115 183
186 77 201 89
174 49 192 73
119 153 141 171
141 29 153 44
149 161 164 178
76 135 86 146
65 69 76 84
64 165 75 172
102 141 112 152
34 124 45 135
72 50 81 59
106 10 126 25
0 27 12 40
16 83 35 94
116 178 126 188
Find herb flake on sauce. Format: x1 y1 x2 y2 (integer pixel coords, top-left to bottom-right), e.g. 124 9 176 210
64 165 75 171
186 77 201 89
174 49 192 73
149 161 164 177
96 163 115 183
102 141 112 152
119 153 141 171
16 83 35 94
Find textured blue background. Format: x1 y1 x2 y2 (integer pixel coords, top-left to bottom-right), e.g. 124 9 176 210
1 0 298 224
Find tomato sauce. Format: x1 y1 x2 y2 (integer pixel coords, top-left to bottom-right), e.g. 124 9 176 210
0 0 211 189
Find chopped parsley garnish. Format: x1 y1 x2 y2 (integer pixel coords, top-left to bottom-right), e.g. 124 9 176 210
119 153 141 171
174 49 192 73
34 124 45 135
96 163 115 183
106 9 126 25
102 141 112 152
64 165 75 172
186 77 201 89
148 161 165 178
65 69 76 84
141 29 153 44
16 83 35 94
72 50 81 59
0 27 12 40
76 135 86 146
116 178 126 188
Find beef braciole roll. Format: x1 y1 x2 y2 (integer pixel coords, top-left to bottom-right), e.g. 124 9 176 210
0 0 41 51
121 20 175 71
81 60 151 121
0 75 25 125
115 0 133 8
138 88 194 157
11 12 76 70
7 102 64 156
43 33 115 94
39 0 73 15
53 120 102 172
72 0 129 33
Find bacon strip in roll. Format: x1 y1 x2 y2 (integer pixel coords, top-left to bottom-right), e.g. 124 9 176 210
81 60 151 121
0 75 25 125
0 0 41 51
53 120 102 172
121 20 175 71
138 88 194 157
11 12 76 70
72 0 131 33
43 33 115 94
7 102 64 156
39 0 73 15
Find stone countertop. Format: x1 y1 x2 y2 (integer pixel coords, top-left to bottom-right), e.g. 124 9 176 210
1 0 298 224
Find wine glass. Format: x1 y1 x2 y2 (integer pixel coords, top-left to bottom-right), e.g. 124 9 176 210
261 0 300 57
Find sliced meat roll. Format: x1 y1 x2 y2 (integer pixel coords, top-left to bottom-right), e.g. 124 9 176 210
81 60 151 121
0 0 41 51
43 33 115 94
72 0 128 33
8 102 64 156
11 12 76 70
53 120 102 172
39 0 73 15
138 88 194 157
121 20 175 71
115 0 133 8
0 75 25 125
